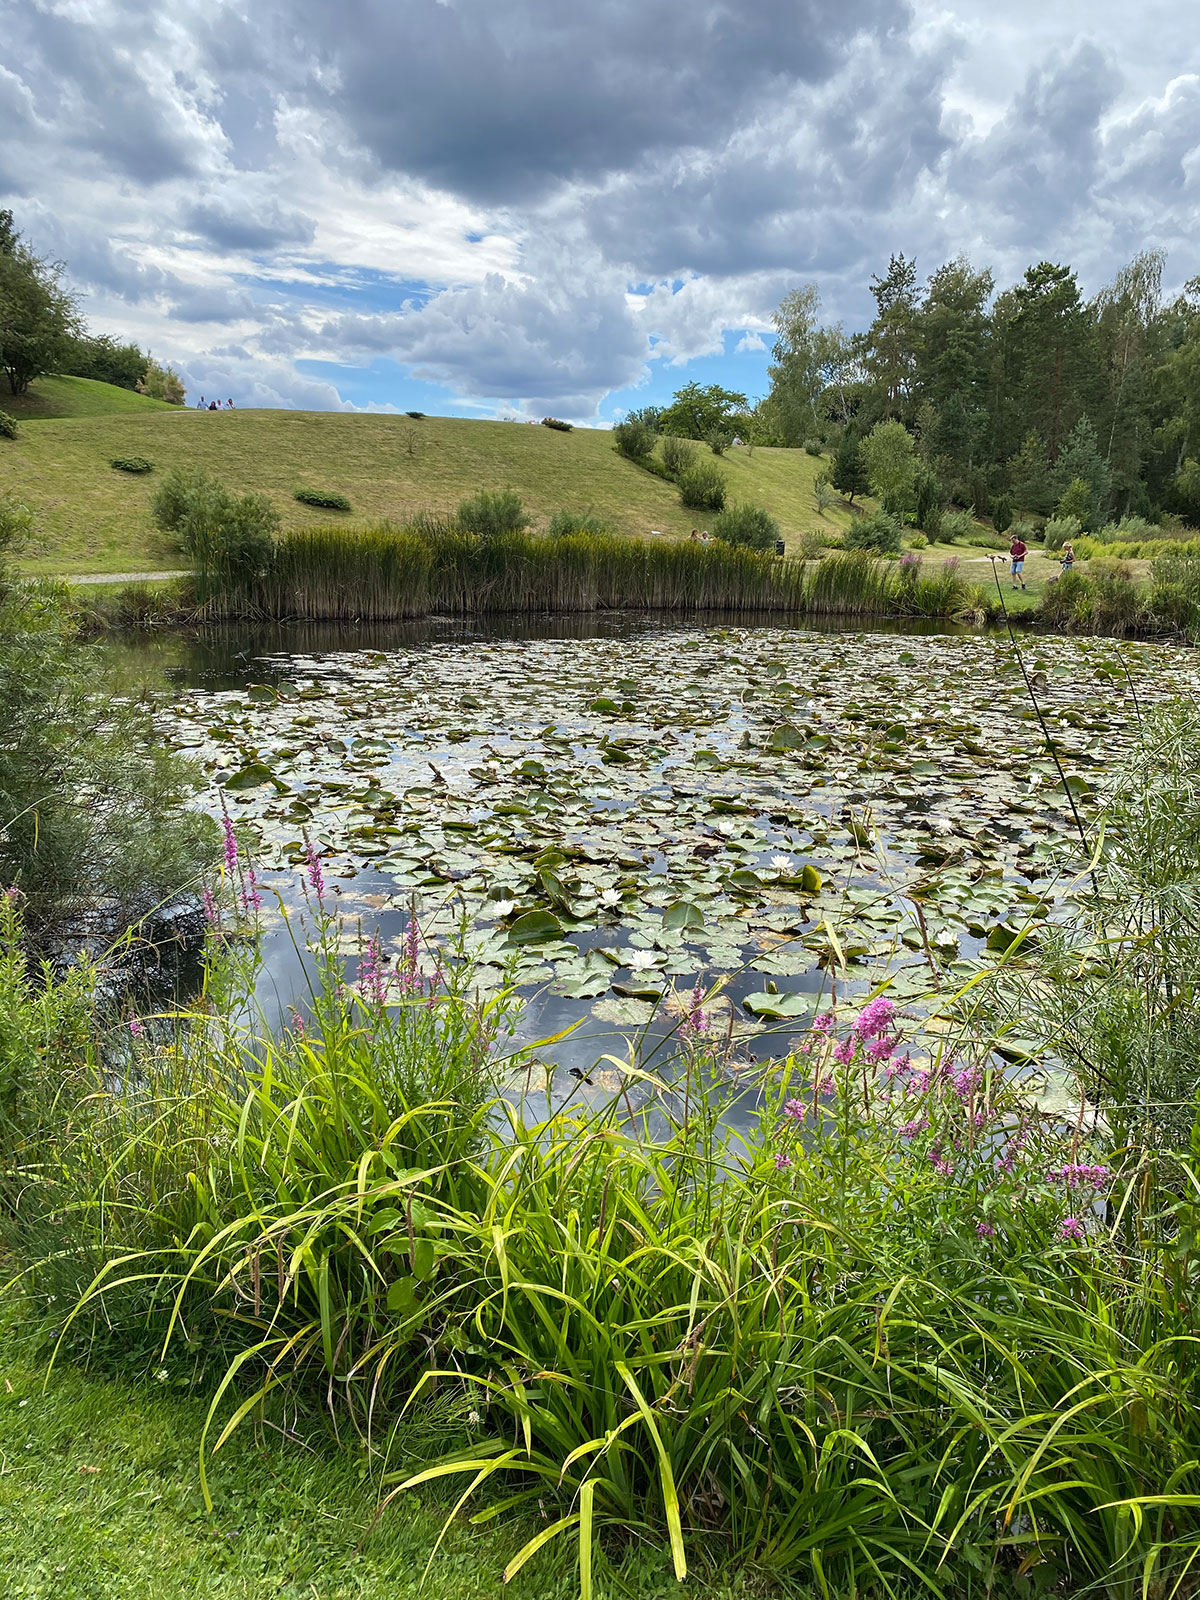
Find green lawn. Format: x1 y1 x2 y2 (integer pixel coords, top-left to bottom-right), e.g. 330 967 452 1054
0 1324 782 1600
1 375 175 421
1 379 855 575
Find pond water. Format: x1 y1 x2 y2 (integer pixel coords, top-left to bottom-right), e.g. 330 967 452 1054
136 612 1200 1111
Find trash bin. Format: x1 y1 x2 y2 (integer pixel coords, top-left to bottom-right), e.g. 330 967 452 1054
774 538 786 558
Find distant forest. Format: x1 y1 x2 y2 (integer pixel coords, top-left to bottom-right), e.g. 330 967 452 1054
756 252 1199 528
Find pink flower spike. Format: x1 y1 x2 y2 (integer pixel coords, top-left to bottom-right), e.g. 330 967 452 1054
832 1036 856 1066
221 805 238 878
202 886 218 926
1059 1216 1086 1243
852 996 896 1040
774 1152 792 1170
128 1017 144 1038
303 834 326 901
783 1098 806 1122
811 1011 836 1034
976 1221 995 1238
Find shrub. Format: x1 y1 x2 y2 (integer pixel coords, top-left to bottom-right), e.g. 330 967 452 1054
457 488 529 540
1057 475 1095 530
711 502 779 551
405 410 425 420
659 434 697 479
1011 517 1042 544
295 487 352 511
797 529 830 560
152 467 279 591
813 472 835 516
110 455 153 474
613 419 657 460
540 416 572 432
547 509 609 538
706 426 732 456
906 532 928 551
1043 514 1082 552
0 410 18 441
937 508 975 544
678 460 727 512
992 495 1014 535
802 437 823 456
844 509 903 554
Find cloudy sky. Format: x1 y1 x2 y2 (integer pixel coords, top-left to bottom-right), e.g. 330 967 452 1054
1 0 1197 420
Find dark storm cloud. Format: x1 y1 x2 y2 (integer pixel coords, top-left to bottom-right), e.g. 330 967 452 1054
284 0 915 203
184 197 318 253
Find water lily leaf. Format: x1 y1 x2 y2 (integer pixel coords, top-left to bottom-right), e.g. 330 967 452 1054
742 991 811 1019
224 762 285 792
769 724 806 751
801 864 822 894
507 910 564 944
662 900 705 931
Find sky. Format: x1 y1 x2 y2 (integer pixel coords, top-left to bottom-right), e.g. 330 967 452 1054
1 0 1197 422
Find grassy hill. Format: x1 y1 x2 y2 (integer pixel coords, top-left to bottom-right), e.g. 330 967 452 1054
1 380 857 575
1 374 175 422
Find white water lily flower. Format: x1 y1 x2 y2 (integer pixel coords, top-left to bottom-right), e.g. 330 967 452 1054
598 887 623 907
491 899 517 916
626 950 660 971
770 854 794 872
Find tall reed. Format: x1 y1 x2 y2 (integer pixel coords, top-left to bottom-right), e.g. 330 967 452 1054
218 524 971 623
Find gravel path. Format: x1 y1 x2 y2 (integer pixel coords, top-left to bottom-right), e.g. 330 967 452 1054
60 570 192 585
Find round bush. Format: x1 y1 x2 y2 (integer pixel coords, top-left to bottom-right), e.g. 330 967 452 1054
906 532 928 551
659 434 697 480
541 416 573 432
844 510 903 555
802 438 823 457
0 410 18 441
110 456 153 474
936 508 975 544
295 487 352 511
1043 515 1082 552
548 509 609 538
711 502 779 550
405 411 425 420
457 488 529 540
678 460 727 512
613 419 657 460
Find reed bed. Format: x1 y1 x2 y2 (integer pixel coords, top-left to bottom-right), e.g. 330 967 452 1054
228 523 971 622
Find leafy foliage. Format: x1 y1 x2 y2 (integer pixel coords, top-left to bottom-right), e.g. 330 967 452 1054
657 381 748 441
295 486 352 511
844 507 903 553
540 416 572 431
710 501 779 550
152 467 279 591
110 455 153 473
0 211 81 396
0 409 17 440
802 437 823 456
135 358 186 406
612 419 657 460
64 333 147 391
546 509 609 538
657 434 696 479
677 460 727 512
830 430 869 502
456 488 529 540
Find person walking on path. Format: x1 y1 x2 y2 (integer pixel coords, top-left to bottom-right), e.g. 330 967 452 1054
1009 533 1028 591
196 395 206 409
1059 539 1075 575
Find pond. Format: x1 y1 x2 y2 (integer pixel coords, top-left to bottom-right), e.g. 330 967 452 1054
140 612 1200 1110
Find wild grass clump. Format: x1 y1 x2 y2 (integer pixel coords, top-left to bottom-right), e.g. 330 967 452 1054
0 409 18 440
456 488 529 540
294 487 351 511
8 851 1200 1599
263 525 434 620
806 549 896 614
110 455 153 473
546 509 609 538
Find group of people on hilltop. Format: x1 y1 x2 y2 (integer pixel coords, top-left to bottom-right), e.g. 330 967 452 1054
196 396 235 410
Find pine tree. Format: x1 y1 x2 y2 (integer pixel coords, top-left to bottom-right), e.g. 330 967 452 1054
1008 433 1054 516
831 431 869 504
1053 415 1111 524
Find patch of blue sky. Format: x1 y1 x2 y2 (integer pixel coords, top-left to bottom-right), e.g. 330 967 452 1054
235 265 440 315
600 337 771 424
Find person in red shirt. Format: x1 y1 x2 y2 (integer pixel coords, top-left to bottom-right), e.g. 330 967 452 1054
1009 534 1028 591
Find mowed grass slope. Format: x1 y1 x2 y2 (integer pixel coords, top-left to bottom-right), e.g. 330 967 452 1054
1 374 175 421
1 381 855 574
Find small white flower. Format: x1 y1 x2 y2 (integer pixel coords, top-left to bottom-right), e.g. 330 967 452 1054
626 950 660 971
491 899 517 916
769 854 794 872
467 1410 481 1427
598 887 622 907
155 1368 169 1382
1028 773 1041 791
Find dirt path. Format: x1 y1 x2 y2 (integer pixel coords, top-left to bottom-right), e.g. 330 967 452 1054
59 571 192 585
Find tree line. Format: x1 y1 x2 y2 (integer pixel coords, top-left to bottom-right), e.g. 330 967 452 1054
0 209 184 403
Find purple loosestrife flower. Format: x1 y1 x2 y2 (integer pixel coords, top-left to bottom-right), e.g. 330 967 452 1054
128 1017 144 1038
976 1221 996 1239
202 887 218 926
1049 1163 1111 1188
811 1011 836 1035
866 1033 898 1064
2 886 19 901
853 996 896 1041
1059 1216 1086 1243
683 982 707 1037
304 834 326 901
221 806 238 878
400 913 421 989
290 1010 306 1038
774 1152 792 1171
783 1098 806 1122
899 1114 929 1139
817 1075 835 1096
832 1036 856 1066
241 865 263 915
358 933 388 1007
